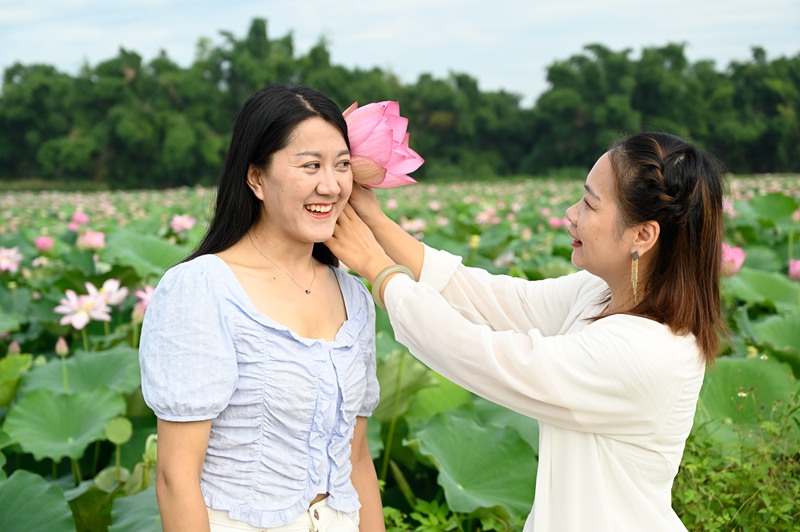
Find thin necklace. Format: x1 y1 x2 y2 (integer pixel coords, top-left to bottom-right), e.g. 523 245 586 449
247 232 316 295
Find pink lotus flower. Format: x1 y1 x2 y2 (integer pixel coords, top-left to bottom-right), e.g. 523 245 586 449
72 211 89 226
34 236 54 253
132 285 155 323
8 340 21 355
343 101 424 187
170 214 197 233
77 230 105 250
54 290 112 330
721 243 746 276
789 259 800 280
55 337 69 357
548 216 570 229
86 279 129 306
0 246 24 273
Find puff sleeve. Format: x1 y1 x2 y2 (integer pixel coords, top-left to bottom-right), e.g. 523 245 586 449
139 260 238 421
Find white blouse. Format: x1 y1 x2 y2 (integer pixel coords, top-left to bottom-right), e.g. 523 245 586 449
383 245 703 531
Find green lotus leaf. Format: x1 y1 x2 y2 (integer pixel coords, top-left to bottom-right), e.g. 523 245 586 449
0 470 75 531
723 267 800 312
406 372 473 423
101 228 188 278
105 417 133 446
472 397 540 456
4 388 126 461
0 312 20 335
410 408 536 520
0 450 6 479
108 485 161 532
0 353 33 407
95 465 131 493
21 345 140 396
66 481 114 531
366 417 383 460
373 349 438 423
751 311 800 377
748 192 799 223
694 356 800 452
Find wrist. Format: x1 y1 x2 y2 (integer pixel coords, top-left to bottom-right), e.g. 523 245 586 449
370 263 416 310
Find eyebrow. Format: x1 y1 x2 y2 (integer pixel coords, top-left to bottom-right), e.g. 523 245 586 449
584 184 601 201
294 150 350 158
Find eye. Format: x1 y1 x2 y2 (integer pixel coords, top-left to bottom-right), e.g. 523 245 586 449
336 160 352 170
583 197 594 210
304 162 321 170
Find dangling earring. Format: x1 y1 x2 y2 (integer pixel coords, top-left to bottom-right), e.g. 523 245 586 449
631 251 639 304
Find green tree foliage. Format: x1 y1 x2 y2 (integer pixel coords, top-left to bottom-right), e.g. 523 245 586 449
0 19 798 187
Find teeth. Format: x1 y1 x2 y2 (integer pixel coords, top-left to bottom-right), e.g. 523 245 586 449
306 204 332 213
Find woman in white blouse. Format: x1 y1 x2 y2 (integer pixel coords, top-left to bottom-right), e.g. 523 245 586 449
139 84 384 531
326 132 725 531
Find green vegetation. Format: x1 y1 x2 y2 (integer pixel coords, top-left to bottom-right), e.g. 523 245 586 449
0 18 798 189
0 176 798 530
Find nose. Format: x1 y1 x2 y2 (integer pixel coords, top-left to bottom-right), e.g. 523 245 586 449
316 166 342 196
565 201 578 226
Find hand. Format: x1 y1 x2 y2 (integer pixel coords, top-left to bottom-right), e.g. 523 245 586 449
348 184 385 227
328 204 393 283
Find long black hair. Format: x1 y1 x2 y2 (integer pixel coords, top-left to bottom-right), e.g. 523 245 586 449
186 83 349 266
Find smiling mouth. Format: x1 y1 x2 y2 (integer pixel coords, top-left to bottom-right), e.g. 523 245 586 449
305 204 333 214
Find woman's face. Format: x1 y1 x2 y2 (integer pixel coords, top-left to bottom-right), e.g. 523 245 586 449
249 117 353 246
565 153 636 284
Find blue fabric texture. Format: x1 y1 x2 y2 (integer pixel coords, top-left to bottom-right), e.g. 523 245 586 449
139 255 379 528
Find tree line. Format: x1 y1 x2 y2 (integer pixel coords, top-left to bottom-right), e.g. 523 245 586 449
0 18 797 188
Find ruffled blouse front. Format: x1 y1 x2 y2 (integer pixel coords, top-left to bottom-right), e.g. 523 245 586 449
139 255 379 528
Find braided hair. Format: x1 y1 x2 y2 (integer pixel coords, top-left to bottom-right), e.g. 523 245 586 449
606 132 726 364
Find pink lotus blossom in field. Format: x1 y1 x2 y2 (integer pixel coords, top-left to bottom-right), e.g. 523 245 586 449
132 285 155 323
343 101 424 188
721 243 746 276
548 216 570 229
170 214 197 233
400 218 427 233
789 259 800 280
54 289 112 330
385 198 399 210
68 211 90 231
34 236 54 253
86 279 129 306
77 230 105 250
0 246 23 273
55 337 69 357
7 340 21 355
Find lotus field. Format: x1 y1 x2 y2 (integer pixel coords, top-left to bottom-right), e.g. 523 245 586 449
1 176 799 531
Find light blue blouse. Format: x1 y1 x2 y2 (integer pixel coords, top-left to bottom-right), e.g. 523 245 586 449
139 255 380 528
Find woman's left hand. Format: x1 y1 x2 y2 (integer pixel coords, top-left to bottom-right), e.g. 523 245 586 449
327 204 393 284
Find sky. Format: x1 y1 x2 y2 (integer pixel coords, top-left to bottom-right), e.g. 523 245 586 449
0 0 798 106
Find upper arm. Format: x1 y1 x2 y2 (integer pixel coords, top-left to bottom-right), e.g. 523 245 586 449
156 418 212 483
350 416 371 464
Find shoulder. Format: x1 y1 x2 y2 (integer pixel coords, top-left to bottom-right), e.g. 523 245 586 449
587 313 702 367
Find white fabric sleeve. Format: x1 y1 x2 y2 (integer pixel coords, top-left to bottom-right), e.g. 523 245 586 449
383 274 697 435
139 262 238 422
420 245 597 336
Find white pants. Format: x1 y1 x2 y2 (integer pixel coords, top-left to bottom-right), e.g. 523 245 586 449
207 499 360 532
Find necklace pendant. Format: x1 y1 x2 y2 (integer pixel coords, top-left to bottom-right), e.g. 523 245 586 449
305 289 312 294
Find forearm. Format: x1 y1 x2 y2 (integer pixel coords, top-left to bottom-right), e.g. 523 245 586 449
350 454 385 531
156 476 210 532
368 213 424 281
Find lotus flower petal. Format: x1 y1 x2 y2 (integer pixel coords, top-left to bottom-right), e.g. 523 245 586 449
344 100 423 188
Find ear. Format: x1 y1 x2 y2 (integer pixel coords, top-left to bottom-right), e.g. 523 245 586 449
246 164 265 200
632 220 660 257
